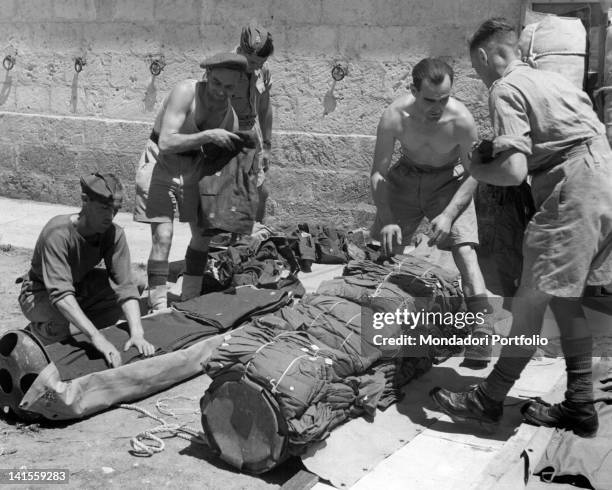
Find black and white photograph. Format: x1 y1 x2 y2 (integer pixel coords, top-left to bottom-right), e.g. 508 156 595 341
0 1 611 488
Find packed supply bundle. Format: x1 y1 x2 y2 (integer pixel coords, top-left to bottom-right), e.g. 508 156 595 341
336 255 467 362
200 289 437 473
0 287 293 422
519 10 587 89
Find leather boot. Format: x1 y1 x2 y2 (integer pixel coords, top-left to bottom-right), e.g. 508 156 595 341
180 274 203 302
521 398 598 437
430 384 503 430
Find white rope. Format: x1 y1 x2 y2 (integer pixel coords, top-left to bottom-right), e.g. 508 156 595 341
270 354 311 393
309 301 343 326
119 401 207 457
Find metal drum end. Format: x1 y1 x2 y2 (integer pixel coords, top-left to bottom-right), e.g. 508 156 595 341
0 329 50 422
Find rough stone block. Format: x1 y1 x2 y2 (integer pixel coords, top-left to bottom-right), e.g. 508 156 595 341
15 84 51 112
0 0 16 20
320 0 399 26
269 0 322 25
88 23 159 54
54 0 96 21
0 143 18 169
282 25 339 55
113 0 155 22
155 0 199 23
0 78 17 110
15 0 55 21
200 0 217 24
197 24 239 52
273 132 374 172
159 24 201 51
205 0 273 29
7 22 85 53
93 0 116 21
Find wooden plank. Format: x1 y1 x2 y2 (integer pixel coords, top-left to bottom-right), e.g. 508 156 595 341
281 469 320 490
473 367 571 489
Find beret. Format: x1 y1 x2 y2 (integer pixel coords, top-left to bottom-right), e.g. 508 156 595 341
240 24 273 57
80 172 124 207
199 52 248 71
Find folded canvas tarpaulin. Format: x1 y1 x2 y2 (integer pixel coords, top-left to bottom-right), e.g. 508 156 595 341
533 362 612 490
12 312 224 421
7 287 292 421
173 285 294 328
45 310 219 381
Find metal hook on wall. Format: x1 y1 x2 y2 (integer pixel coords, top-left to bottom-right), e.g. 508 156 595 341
146 55 166 77
3 54 16 71
331 62 348 82
74 56 87 73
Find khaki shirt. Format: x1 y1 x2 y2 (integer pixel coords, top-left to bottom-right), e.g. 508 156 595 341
489 60 604 172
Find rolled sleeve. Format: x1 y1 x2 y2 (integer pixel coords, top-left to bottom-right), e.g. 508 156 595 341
104 226 139 304
40 235 76 305
490 83 533 157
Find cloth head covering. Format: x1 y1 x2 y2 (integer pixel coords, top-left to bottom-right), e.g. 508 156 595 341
200 52 248 71
239 24 274 57
80 172 124 208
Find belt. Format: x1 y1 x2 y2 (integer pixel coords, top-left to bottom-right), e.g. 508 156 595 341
396 156 459 173
533 135 610 175
561 134 609 161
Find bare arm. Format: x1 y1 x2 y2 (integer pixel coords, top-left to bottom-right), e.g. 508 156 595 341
440 117 479 221
121 299 155 356
371 108 398 226
158 80 239 153
55 295 123 368
258 88 273 145
258 88 273 171
468 148 528 186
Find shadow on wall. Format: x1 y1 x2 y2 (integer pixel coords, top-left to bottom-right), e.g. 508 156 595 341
71 73 79 113
0 71 12 106
143 76 157 112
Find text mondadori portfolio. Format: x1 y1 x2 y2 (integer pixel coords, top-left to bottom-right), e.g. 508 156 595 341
371 333 548 347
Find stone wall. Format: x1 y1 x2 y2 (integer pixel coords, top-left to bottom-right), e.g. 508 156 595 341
0 0 522 226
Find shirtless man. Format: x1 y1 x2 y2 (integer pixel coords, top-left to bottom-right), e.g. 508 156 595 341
134 53 247 309
371 57 491 367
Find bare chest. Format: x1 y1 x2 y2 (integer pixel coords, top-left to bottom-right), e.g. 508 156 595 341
397 119 461 165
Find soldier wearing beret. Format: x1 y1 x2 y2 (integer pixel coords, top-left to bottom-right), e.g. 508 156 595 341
134 53 248 309
19 173 155 368
234 24 275 222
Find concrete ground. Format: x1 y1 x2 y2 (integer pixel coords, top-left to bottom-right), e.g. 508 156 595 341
0 196 604 490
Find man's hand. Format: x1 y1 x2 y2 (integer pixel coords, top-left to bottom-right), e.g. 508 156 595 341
124 334 155 357
204 129 242 150
262 149 271 172
91 333 123 368
428 213 453 247
381 224 402 256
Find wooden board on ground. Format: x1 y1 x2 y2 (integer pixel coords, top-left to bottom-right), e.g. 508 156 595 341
302 355 567 489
